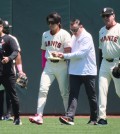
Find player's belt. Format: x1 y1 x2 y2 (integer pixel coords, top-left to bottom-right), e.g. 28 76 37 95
106 58 120 62
106 59 114 62
50 60 59 63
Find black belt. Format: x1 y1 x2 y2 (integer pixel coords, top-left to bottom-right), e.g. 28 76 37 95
50 60 59 63
106 58 120 62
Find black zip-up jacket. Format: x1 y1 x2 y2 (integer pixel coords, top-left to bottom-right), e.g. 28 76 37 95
0 34 19 75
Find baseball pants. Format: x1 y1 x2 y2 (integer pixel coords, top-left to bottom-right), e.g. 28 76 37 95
0 90 12 117
1 74 20 119
98 59 120 119
37 60 69 115
66 74 97 121
0 90 4 118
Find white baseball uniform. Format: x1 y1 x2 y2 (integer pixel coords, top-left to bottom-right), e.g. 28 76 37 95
37 29 71 114
99 23 120 119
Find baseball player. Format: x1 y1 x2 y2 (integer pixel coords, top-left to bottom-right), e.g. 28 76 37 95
98 7 120 125
0 18 22 125
0 20 25 124
2 20 25 75
29 12 71 125
52 19 98 125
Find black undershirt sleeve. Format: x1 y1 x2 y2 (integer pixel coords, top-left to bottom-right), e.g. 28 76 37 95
8 36 19 60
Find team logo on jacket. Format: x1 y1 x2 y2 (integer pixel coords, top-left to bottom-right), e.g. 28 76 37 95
45 41 62 48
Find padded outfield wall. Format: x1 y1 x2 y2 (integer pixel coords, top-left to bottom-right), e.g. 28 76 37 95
0 0 120 115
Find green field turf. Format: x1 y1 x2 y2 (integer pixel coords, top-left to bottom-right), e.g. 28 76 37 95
0 117 120 134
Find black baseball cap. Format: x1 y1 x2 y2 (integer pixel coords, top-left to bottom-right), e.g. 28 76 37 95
101 7 115 16
3 21 12 28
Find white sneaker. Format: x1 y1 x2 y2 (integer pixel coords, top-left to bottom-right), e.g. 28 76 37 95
4 114 14 121
29 114 43 125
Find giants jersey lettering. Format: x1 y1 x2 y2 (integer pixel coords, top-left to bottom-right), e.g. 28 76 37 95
99 23 120 59
45 41 62 48
41 29 71 59
100 35 118 43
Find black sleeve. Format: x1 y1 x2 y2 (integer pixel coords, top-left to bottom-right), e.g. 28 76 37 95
8 37 19 60
8 51 18 60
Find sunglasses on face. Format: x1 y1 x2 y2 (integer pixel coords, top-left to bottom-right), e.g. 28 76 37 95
70 27 79 33
47 21 56 25
102 14 113 18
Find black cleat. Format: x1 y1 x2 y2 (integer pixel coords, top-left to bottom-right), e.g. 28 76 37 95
0 116 4 120
59 116 74 125
98 119 108 125
87 120 98 125
14 118 22 125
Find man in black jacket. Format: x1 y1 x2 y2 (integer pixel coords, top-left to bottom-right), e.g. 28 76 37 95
0 20 26 121
0 18 22 125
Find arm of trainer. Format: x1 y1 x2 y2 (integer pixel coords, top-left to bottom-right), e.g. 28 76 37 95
52 37 91 59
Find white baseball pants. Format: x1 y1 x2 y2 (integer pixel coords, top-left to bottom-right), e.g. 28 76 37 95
98 59 120 119
37 60 69 115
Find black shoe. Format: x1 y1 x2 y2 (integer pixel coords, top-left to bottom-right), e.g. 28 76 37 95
98 119 107 125
14 118 22 125
87 120 98 125
0 116 4 120
59 116 74 125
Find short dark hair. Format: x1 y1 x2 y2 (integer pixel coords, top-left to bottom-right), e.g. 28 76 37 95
46 12 61 27
70 19 82 26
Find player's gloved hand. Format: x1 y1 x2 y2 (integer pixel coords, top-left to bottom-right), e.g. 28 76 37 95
112 63 120 78
16 73 28 89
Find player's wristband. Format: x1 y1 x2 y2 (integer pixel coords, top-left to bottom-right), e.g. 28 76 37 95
17 64 23 72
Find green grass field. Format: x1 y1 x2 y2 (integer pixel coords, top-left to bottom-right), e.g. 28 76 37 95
0 116 120 134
